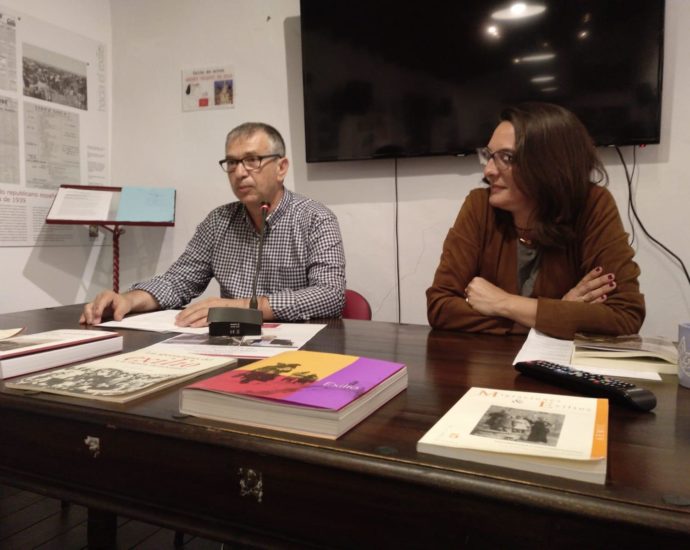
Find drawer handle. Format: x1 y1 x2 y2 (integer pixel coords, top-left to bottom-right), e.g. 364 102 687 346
84 435 101 458
238 468 263 503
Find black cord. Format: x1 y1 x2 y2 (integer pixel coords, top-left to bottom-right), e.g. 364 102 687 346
616 146 690 285
394 158 401 323
625 146 637 248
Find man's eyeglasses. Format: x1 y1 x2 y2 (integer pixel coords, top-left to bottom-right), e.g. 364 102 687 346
477 147 515 171
218 154 281 173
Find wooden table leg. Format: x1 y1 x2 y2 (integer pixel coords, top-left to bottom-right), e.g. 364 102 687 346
87 507 117 549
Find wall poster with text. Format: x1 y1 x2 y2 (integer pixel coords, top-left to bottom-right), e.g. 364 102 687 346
181 66 234 112
0 5 108 247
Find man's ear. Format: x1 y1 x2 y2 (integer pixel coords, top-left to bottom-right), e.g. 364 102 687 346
277 156 289 180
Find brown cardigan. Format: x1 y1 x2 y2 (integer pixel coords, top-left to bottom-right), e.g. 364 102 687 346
426 186 645 339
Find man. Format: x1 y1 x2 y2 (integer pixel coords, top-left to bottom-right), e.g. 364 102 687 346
80 122 346 327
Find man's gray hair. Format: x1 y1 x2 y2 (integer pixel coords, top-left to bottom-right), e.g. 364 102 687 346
225 122 286 157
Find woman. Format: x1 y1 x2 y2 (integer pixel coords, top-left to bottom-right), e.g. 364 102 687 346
426 102 645 339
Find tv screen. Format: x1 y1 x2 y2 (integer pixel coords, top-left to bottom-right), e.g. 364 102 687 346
300 0 664 162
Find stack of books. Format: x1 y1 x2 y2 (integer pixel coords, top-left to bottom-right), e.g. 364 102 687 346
0 329 123 379
180 350 408 439
572 333 678 374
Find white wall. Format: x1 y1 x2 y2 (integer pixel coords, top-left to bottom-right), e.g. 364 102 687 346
3 0 690 341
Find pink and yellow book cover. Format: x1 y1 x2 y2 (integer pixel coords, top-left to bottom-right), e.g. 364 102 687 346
186 350 406 411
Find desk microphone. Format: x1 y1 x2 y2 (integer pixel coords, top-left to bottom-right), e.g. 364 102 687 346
208 201 269 338
249 201 270 310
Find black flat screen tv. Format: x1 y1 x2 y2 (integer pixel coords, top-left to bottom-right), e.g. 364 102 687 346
299 0 664 162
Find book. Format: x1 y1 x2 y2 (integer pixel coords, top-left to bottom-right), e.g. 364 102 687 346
417 387 608 484
572 333 678 375
179 350 408 439
5 345 236 403
0 329 123 380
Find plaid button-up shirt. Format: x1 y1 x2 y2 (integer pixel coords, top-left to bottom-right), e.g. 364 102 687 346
132 189 346 320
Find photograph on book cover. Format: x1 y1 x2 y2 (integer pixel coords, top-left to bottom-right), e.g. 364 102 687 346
11 364 176 397
471 405 565 446
6 346 236 401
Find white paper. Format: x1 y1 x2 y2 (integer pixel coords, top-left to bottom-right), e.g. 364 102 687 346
512 329 574 366
153 322 326 359
514 329 661 381
98 309 326 356
47 186 114 220
98 309 209 334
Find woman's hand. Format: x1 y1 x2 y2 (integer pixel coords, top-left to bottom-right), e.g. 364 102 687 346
465 276 538 328
464 277 513 316
562 266 615 303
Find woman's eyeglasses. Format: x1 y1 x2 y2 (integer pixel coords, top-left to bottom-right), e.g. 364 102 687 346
477 147 515 171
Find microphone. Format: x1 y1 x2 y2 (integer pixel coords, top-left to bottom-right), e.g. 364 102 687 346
208 201 269 338
249 201 270 309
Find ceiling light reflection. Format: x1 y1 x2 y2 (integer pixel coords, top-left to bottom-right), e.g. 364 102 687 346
486 25 501 38
513 52 556 63
491 2 546 21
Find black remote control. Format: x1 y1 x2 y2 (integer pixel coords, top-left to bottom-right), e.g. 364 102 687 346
514 360 657 412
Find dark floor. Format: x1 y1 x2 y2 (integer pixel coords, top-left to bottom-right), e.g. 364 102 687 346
0 483 223 549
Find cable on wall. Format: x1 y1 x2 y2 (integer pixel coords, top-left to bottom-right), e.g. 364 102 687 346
616 146 690 286
394 157 402 323
625 145 638 248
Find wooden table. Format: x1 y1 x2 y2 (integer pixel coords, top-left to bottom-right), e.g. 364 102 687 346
1 305 689 548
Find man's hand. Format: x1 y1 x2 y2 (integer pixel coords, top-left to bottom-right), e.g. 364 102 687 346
80 291 134 325
562 267 615 303
80 289 158 325
174 297 250 328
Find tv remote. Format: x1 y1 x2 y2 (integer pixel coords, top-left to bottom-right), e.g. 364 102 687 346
514 360 657 412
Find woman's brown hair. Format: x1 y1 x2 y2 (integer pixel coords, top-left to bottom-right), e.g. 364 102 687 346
499 102 608 248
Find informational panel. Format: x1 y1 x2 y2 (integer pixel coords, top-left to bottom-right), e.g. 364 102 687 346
0 6 108 247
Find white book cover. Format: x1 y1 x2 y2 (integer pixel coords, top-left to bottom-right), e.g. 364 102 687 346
418 387 608 484
0 329 124 379
0 329 120 359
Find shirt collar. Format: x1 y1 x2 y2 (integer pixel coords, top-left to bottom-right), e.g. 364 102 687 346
265 187 291 227
241 187 292 231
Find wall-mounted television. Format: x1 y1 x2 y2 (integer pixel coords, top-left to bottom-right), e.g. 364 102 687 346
299 0 665 162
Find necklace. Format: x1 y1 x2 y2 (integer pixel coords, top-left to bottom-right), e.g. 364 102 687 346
515 225 534 247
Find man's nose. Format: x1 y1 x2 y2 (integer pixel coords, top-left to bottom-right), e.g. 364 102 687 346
234 161 249 177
